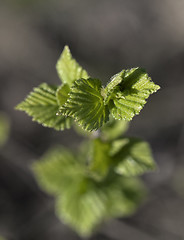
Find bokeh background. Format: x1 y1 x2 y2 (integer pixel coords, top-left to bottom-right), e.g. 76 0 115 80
0 0 184 239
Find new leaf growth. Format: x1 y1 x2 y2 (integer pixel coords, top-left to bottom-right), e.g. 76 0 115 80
16 46 160 237
16 45 160 131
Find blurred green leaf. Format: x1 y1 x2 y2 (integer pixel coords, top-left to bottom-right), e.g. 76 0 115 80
89 139 111 180
16 83 72 130
59 78 109 131
110 138 157 176
0 112 10 147
56 46 89 86
33 147 86 195
32 144 146 237
104 176 146 218
0 236 6 240
73 123 93 138
172 167 184 199
56 175 145 237
56 177 106 237
101 116 129 141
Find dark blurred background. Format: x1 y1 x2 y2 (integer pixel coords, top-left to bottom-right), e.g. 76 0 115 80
0 0 184 239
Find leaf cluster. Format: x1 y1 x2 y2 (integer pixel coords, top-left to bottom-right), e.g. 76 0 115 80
33 116 156 236
16 46 160 237
16 46 160 132
33 136 150 236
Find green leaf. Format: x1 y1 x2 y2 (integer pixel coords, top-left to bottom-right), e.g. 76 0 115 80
104 176 146 218
110 138 157 176
59 78 109 131
103 70 126 104
16 83 72 130
33 147 86 195
56 84 70 106
56 46 89 86
106 68 160 121
89 138 111 180
0 112 10 147
32 143 146 237
101 115 129 141
56 175 145 237
56 177 106 237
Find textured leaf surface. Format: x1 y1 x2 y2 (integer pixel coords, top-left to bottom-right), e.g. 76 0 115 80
107 68 160 121
110 138 156 176
16 83 72 130
56 175 145 237
56 46 89 86
33 147 86 195
59 78 109 131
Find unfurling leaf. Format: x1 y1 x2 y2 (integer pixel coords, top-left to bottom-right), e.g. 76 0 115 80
59 78 109 131
16 83 72 130
16 45 160 238
110 138 156 176
106 68 160 121
56 46 89 86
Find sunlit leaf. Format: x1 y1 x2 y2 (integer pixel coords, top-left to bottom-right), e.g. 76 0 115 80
56 46 89 86
59 78 109 131
106 68 160 121
16 83 72 130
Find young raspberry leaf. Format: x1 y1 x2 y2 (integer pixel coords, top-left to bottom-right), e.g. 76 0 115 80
106 68 160 121
56 46 89 86
59 78 109 131
110 138 157 176
16 83 72 130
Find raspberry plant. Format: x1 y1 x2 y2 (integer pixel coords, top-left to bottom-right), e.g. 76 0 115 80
16 46 160 237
